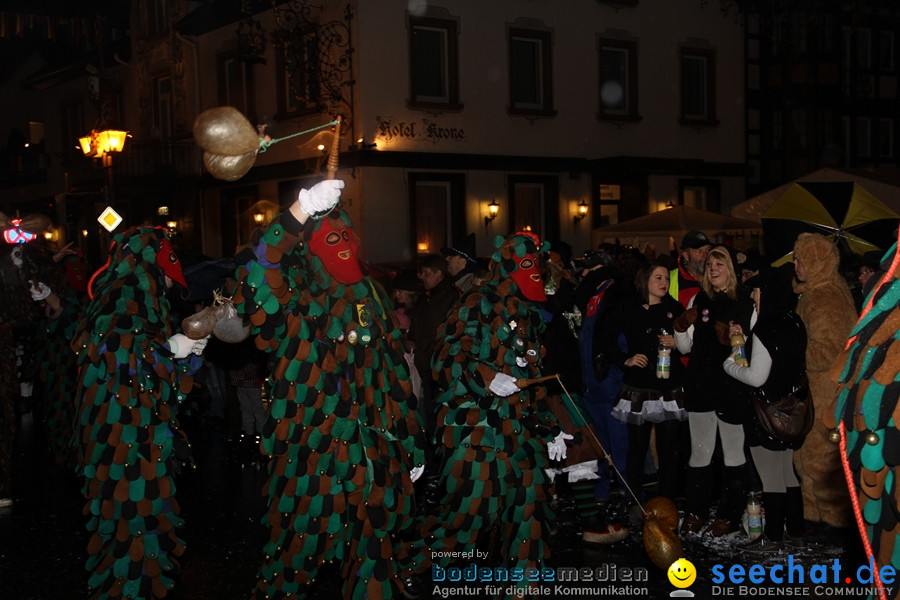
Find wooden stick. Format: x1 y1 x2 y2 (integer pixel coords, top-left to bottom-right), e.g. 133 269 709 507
326 115 341 180
514 374 559 388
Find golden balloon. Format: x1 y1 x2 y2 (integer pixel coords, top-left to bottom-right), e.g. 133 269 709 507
643 496 683 570
192 106 260 155
202 149 258 182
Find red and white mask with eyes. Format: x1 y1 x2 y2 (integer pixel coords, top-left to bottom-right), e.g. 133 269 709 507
510 254 546 302
308 218 363 284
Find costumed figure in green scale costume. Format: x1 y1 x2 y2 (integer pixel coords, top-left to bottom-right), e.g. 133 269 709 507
231 179 426 600
831 236 900 597
28 249 89 468
72 226 208 600
399 231 571 597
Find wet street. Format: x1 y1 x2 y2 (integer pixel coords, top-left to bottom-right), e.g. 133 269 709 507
0 407 877 600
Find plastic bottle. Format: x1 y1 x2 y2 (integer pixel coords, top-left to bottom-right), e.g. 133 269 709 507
731 333 749 367
656 328 671 379
747 492 762 539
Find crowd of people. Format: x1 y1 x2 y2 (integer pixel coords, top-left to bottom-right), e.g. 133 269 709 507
0 179 890 600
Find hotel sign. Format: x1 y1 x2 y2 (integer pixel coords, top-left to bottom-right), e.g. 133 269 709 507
376 116 466 145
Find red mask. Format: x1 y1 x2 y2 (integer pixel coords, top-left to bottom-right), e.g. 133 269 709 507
510 254 546 301
156 236 188 288
308 218 362 284
65 257 89 292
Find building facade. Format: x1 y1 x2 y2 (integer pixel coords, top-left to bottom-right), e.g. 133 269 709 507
1 0 748 264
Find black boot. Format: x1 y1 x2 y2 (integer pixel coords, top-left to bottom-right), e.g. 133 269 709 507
762 492 786 542
680 465 713 535
721 465 749 525
703 465 746 537
784 486 807 550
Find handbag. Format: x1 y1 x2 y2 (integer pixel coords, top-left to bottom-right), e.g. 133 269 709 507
593 352 611 381
753 374 813 442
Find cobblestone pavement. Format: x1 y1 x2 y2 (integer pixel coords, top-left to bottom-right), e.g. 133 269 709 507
1 411 876 600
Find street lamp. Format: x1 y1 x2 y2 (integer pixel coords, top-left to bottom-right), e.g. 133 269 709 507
79 129 128 160
484 200 500 226
574 199 589 226
79 129 128 215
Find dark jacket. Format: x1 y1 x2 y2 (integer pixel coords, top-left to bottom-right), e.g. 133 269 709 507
540 276 583 394
409 277 461 380
743 265 808 450
683 290 754 422
601 294 685 393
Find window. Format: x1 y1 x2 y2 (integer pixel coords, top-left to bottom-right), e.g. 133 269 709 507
151 75 173 141
275 29 320 118
148 0 168 37
409 17 461 110
772 110 783 151
507 175 559 240
880 31 895 71
680 47 716 125
880 119 893 158
218 51 257 121
408 173 465 259
856 29 872 69
791 13 808 55
790 108 807 150
508 28 554 116
61 102 85 153
679 180 720 212
857 118 871 158
597 184 622 227
816 14 835 53
598 39 638 120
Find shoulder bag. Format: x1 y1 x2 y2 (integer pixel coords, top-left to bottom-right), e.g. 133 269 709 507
753 373 813 443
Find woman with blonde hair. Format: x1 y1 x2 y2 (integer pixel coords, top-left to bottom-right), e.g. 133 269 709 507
674 246 755 537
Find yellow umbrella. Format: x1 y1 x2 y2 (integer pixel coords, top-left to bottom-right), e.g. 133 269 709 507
762 181 899 263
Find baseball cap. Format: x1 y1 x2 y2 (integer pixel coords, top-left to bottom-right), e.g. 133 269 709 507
441 232 477 264
681 230 711 250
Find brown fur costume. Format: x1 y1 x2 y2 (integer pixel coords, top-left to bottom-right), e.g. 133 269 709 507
792 233 858 527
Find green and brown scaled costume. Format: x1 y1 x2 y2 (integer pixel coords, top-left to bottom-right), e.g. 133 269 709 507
232 209 425 600
400 233 561 589
72 226 201 600
832 238 900 597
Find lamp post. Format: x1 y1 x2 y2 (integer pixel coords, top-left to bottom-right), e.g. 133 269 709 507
79 129 128 208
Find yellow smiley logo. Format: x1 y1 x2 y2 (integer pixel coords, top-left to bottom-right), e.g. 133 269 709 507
667 558 697 588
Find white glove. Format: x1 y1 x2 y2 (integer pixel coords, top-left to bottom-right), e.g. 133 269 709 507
547 432 574 462
409 465 425 483
29 281 51 302
298 179 345 215
191 335 210 355
488 372 520 397
167 333 195 359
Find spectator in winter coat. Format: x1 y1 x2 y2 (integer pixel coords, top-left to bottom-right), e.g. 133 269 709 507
724 264 809 554
675 246 755 538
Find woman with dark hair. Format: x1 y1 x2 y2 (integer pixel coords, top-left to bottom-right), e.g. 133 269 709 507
724 264 808 553
600 260 686 501
674 245 755 537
